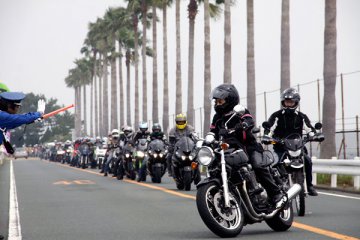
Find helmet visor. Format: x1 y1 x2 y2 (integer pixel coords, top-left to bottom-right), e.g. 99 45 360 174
209 87 230 101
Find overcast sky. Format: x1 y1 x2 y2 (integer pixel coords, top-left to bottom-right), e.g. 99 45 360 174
1 0 360 131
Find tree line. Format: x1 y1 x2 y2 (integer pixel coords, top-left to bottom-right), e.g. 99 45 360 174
64 0 337 159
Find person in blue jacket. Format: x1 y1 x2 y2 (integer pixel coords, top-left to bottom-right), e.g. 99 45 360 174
0 92 45 146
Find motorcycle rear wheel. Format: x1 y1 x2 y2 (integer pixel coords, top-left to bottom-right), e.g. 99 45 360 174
265 203 294 231
196 182 243 238
184 171 192 191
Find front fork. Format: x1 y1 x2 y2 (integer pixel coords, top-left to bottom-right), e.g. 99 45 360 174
220 149 230 207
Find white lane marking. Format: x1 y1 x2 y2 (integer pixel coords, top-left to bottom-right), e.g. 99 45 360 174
8 160 22 240
318 191 360 200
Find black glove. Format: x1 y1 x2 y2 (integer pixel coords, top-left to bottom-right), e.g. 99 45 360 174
218 129 229 138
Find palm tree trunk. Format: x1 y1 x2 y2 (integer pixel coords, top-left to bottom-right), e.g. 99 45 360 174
98 54 103 136
110 35 118 130
281 0 290 92
162 2 169 134
187 0 197 126
247 0 256 123
224 0 232 84
142 0 148 122
152 5 159 123
203 0 211 136
76 86 82 137
126 50 132 126
74 87 79 137
94 53 99 137
103 52 109 136
90 70 94 137
175 0 182 114
83 84 87 135
118 42 124 128
320 0 337 159
134 15 140 128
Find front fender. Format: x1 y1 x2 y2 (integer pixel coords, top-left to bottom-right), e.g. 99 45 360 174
196 177 221 190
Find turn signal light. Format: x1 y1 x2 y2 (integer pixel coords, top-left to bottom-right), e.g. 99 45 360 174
191 162 198 170
221 143 229 150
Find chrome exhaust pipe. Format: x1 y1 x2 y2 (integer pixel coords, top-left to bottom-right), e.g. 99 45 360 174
287 183 302 201
275 183 301 209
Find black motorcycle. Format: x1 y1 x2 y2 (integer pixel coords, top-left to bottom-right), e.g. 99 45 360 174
195 105 301 238
172 136 201 191
147 139 168 183
262 122 324 216
122 143 136 180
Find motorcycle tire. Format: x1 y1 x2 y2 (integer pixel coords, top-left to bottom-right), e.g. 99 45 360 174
292 172 305 216
196 182 244 238
153 167 162 183
184 171 192 191
265 203 294 231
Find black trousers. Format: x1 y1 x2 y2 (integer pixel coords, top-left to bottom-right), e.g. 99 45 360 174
249 151 281 197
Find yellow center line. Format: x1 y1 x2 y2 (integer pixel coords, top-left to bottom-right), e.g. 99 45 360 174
53 161 358 240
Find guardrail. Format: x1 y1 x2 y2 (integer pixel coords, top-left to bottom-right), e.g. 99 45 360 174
312 156 360 190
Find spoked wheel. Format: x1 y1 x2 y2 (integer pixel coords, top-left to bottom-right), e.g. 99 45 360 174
196 182 243 238
292 172 305 216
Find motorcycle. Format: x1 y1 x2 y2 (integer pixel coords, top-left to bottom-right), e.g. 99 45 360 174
122 143 136 180
95 145 107 169
134 138 148 182
78 143 91 169
196 105 301 238
147 139 168 183
63 147 73 164
261 122 324 216
56 149 65 163
172 136 201 191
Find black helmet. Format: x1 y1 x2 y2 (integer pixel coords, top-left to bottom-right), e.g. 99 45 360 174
210 84 239 115
152 123 162 133
281 88 300 111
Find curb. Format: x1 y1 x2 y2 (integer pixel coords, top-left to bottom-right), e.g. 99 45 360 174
315 184 360 195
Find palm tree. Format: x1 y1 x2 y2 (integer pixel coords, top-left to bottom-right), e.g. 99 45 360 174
175 0 182 115
186 0 198 126
320 0 337 159
141 0 150 122
65 69 81 137
280 0 290 92
247 0 256 122
161 0 171 133
152 2 159 123
127 0 142 127
223 0 231 83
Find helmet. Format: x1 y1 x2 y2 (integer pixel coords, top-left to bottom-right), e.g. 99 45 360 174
139 122 148 132
123 126 133 136
65 140 71 145
95 136 101 142
152 123 162 133
111 129 120 140
281 87 300 111
210 84 239 115
175 114 187 130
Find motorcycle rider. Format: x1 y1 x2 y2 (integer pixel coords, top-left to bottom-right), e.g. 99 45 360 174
132 122 150 144
104 129 121 177
149 123 167 142
167 114 195 177
262 87 318 196
210 83 283 205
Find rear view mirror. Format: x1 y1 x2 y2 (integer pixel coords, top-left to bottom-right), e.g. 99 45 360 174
314 122 322 130
262 121 271 130
233 105 246 116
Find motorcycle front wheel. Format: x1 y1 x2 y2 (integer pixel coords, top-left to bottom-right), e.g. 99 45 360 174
292 171 305 216
196 182 244 238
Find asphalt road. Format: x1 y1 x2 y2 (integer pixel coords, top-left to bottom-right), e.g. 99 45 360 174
1 158 360 240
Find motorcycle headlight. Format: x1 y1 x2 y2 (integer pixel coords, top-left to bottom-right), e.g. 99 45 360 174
153 153 158 158
159 153 163 158
181 156 186 161
289 149 301 157
137 151 145 158
197 146 214 166
125 154 130 158
189 155 194 160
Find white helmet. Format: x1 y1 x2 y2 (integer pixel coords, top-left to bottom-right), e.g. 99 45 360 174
111 129 120 139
